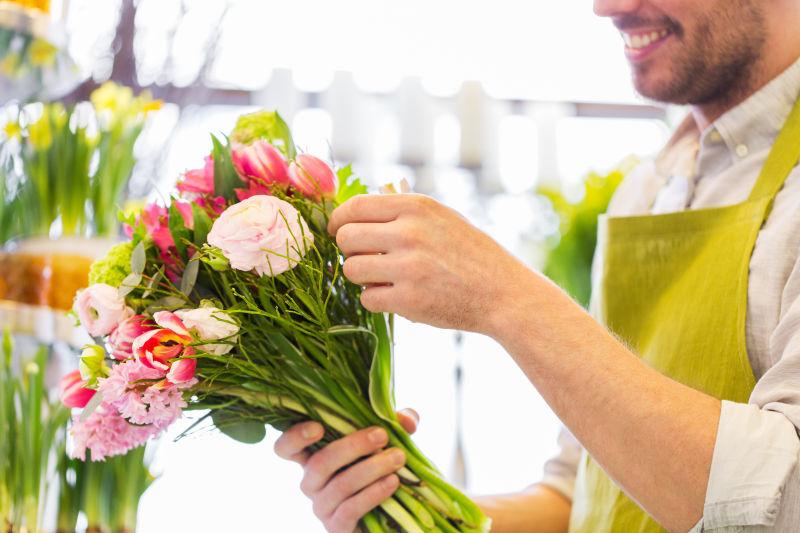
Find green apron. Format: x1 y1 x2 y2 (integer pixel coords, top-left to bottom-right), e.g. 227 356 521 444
568 95 800 533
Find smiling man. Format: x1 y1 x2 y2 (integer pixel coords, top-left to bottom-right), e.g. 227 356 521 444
274 1 800 532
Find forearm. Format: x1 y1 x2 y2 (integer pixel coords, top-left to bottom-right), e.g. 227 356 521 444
490 274 720 532
474 484 571 533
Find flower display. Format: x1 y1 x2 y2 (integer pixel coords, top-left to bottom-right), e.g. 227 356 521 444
207 195 313 276
64 110 490 533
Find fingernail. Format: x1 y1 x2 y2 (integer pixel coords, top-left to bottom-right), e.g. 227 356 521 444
389 449 405 466
369 428 388 445
302 423 322 440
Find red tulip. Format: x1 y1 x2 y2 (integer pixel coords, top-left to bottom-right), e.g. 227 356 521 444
132 311 193 372
288 154 337 201
60 370 97 408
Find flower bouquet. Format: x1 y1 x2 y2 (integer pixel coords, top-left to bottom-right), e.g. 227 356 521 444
65 110 491 533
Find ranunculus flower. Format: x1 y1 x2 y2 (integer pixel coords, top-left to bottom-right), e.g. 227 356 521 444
288 154 337 200
60 369 97 408
109 314 154 360
175 306 239 355
231 140 290 189
74 283 133 337
132 311 194 374
177 155 215 197
206 195 313 276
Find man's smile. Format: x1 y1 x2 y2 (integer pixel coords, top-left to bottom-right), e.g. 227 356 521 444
620 28 673 61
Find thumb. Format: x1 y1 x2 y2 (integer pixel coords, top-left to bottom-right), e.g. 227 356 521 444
397 408 419 434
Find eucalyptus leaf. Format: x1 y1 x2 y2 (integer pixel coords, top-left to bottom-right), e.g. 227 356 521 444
141 266 164 299
144 296 186 314
180 255 200 296
131 241 146 275
79 391 104 423
118 272 142 297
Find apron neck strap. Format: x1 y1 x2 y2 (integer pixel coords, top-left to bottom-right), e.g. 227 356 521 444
747 95 800 202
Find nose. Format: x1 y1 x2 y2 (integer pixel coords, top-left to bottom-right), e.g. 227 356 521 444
594 0 642 17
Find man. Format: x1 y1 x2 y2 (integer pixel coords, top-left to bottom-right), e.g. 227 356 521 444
275 0 800 531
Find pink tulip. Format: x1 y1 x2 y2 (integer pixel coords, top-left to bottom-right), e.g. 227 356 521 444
288 154 337 200
231 140 290 189
166 357 197 384
60 369 97 408
108 315 155 360
177 155 215 197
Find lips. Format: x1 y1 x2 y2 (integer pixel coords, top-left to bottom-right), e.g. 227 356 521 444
620 28 673 61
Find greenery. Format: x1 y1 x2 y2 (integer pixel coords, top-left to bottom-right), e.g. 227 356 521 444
538 157 637 307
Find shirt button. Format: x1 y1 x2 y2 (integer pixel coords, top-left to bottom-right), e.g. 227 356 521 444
736 144 749 158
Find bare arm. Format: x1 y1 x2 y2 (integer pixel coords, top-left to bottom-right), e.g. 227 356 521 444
475 485 571 533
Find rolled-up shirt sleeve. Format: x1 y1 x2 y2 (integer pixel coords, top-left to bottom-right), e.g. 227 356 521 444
692 275 800 531
540 426 583 501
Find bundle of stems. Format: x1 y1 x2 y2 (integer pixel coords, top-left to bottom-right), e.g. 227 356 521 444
180 192 490 532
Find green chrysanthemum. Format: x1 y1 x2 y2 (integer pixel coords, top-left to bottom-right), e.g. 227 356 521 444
88 242 133 287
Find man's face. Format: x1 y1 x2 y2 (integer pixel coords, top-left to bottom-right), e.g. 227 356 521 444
594 0 767 105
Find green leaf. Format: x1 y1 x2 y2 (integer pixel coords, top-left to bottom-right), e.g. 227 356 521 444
368 313 397 424
130 241 146 275
229 110 296 159
118 272 142 297
211 134 245 201
79 391 104 423
335 165 368 205
180 254 200 296
191 203 213 246
168 201 192 259
141 266 164 299
211 412 266 444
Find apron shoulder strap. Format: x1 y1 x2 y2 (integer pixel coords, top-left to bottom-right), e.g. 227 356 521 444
748 95 800 202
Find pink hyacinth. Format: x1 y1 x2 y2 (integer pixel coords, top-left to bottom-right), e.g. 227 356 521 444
177 155 215 197
69 404 162 461
98 359 195 428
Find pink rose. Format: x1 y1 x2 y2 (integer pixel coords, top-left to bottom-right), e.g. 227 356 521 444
74 283 133 337
177 155 215 197
108 315 154 360
60 369 97 408
206 195 313 276
288 154 337 200
231 140 290 190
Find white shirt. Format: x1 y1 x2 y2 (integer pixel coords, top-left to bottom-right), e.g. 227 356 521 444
541 57 800 532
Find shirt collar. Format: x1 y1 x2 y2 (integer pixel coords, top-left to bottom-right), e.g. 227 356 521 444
713 56 800 159
655 55 800 175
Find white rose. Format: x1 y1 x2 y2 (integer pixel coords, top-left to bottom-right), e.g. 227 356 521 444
175 307 239 355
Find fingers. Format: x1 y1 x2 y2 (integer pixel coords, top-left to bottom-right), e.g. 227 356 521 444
326 475 400 533
342 255 396 285
397 408 419 434
274 421 324 465
301 427 389 496
328 194 433 236
336 222 396 256
314 448 406 519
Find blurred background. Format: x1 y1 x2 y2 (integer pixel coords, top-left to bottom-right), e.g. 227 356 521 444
0 0 676 531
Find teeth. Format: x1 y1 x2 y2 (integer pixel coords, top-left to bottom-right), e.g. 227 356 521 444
623 29 670 50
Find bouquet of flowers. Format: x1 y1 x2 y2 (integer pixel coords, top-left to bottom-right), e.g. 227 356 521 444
63 110 491 533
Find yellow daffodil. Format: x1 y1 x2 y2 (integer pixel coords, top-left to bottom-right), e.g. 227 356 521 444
90 81 134 115
27 113 52 150
2 121 21 140
28 39 57 67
